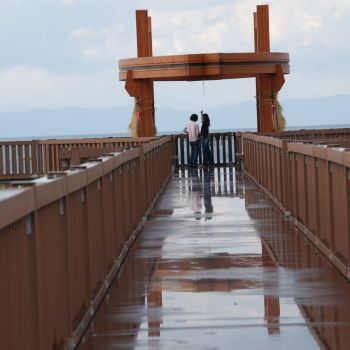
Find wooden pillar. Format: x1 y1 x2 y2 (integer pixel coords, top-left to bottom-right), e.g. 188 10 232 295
136 10 155 136
148 16 156 133
253 12 260 131
255 5 273 132
148 16 153 56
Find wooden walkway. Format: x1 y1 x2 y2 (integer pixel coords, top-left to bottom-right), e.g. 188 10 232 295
78 167 350 350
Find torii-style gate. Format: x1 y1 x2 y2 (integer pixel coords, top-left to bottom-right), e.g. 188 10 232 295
119 5 290 137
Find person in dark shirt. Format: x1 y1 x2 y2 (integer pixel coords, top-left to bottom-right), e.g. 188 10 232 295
200 111 213 165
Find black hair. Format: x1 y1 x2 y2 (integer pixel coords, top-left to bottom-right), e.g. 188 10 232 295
190 113 198 121
202 113 210 125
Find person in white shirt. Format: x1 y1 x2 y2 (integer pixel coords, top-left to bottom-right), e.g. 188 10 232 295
184 114 200 167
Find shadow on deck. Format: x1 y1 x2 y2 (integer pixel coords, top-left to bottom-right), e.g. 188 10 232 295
78 167 350 350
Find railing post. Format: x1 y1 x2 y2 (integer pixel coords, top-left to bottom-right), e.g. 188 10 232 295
346 167 350 276
215 135 220 165
235 132 242 167
180 136 185 167
139 146 147 213
5 145 10 176
222 134 227 165
31 141 38 175
228 132 233 164
11 144 16 175
281 140 290 210
0 143 3 176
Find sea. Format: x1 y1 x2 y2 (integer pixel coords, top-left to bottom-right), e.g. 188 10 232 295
1 124 350 141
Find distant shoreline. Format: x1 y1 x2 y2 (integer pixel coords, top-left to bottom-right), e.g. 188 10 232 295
1 124 350 141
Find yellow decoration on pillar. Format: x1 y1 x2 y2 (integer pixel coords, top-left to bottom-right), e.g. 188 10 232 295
129 97 141 137
272 93 286 132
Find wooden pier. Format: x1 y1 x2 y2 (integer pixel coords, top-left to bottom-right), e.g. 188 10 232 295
1 3 350 349
1 129 350 349
78 166 350 349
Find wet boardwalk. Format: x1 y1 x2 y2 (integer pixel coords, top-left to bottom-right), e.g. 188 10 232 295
79 167 350 350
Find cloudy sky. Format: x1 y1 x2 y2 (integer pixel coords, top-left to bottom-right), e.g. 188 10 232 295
0 0 349 113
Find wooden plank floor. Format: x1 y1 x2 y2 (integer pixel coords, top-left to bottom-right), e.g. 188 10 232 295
78 167 350 350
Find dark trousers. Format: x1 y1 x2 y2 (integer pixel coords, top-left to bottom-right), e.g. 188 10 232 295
201 137 213 165
189 140 199 165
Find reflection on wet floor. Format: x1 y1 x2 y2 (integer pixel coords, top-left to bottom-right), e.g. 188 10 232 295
78 167 350 350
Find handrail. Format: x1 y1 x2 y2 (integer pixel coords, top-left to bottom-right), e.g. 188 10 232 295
0 140 40 179
0 136 171 230
0 136 174 350
258 127 350 140
242 131 350 279
0 131 249 179
0 136 158 179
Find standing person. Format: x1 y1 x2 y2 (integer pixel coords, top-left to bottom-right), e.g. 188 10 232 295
200 111 213 166
184 114 200 167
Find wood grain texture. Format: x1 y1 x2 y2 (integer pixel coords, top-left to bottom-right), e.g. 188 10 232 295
119 52 289 81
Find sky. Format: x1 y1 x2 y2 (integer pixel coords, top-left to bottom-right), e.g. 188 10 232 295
0 0 350 115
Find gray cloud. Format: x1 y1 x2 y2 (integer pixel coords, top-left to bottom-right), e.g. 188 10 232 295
0 0 349 114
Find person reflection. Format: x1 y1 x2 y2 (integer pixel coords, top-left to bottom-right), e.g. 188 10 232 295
189 168 214 221
189 168 202 220
203 168 213 221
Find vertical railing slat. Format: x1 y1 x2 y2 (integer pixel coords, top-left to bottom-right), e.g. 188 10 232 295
216 135 220 165
5 145 10 176
228 133 233 164
31 142 38 175
180 137 185 167
25 145 31 175
222 135 227 165
0 144 3 176
185 137 190 165
18 145 24 176
11 144 17 175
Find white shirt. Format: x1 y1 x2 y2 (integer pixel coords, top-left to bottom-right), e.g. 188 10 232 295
184 121 199 142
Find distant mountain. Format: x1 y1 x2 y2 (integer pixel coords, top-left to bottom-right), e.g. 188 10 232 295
195 94 350 131
156 100 257 132
149 95 350 131
0 106 132 139
1 95 350 139
282 95 350 128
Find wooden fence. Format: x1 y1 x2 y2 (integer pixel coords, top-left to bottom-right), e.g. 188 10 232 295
0 137 157 180
0 132 240 180
0 137 174 350
242 131 350 279
174 132 237 166
244 180 350 349
259 127 350 141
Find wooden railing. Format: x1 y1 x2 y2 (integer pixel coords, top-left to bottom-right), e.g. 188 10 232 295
0 132 240 180
259 127 350 141
0 140 40 179
0 137 157 180
174 132 237 166
0 137 174 350
244 180 350 350
242 131 350 279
